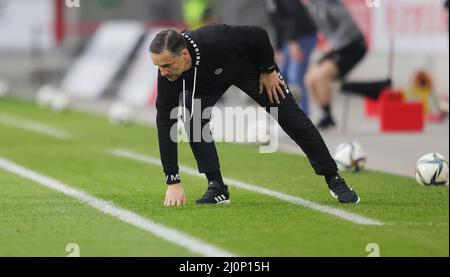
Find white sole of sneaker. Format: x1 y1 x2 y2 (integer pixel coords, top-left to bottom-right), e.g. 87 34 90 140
329 190 360 204
195 200 230 205
330 190 338 198
217 200 230 204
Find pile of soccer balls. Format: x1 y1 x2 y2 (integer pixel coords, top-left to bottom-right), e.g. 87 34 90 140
415 153 449 186
0 79 10 98
35 85 71 112
108 102 134 125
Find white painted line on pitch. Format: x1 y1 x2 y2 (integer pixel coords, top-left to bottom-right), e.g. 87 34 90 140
0 112 71 139
111 149 384 226
391 222 448 227
0 157 235 257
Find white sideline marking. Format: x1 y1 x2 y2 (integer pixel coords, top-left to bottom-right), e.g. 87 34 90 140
0 112 71 139
0 157 234 257
111 149 384 226
391 222 448 227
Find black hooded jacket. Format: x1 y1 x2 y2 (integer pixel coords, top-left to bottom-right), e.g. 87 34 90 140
155 24 276 181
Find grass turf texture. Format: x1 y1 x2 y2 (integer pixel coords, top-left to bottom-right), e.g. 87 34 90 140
0 97 448 256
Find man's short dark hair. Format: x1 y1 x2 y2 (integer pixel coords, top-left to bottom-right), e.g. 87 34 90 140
149 29 187 56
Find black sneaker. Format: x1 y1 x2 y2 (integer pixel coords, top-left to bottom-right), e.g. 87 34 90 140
195 181 230 204
328 176 360 204
317 116 336 129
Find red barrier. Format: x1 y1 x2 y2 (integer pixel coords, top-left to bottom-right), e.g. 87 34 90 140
364 97 379 117
378 89 424 132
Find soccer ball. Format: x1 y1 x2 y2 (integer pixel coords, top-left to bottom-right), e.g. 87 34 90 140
415 153 449 186
334 141 366 172
36 85 57 107
242 117 270 144
50 93 70 112
108 102 134 125
255 118 270 145
0 79 9 98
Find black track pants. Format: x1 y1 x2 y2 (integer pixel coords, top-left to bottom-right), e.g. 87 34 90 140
183 72 338 176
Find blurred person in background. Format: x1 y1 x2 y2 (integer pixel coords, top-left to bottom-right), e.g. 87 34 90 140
265 0 317 116
182 0 216 29
304 0 367 129
149 25 360 206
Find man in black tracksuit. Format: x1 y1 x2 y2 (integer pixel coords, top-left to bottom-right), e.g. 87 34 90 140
149 24 360 206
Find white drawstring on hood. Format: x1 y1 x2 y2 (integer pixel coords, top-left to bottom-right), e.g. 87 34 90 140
181 67 198 121
181 32 200 121
182 78 186 121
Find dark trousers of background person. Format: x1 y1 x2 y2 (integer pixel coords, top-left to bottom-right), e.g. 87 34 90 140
280 34 317 116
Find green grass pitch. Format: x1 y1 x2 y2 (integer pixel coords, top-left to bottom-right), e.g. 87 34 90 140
0 98 448 256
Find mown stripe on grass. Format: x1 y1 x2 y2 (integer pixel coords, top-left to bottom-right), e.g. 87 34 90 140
0 112 71 139
111 149 384 226
0 157 235 257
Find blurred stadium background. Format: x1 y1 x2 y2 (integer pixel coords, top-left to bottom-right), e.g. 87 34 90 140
0 0 448 176
0 0 448 257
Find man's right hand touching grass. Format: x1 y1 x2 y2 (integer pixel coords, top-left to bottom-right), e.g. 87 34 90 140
164 183 187 206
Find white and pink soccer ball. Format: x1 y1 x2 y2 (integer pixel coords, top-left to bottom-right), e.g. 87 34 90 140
334 141 367 172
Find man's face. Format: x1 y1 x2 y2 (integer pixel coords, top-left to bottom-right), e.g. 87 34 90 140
151 49 190 81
